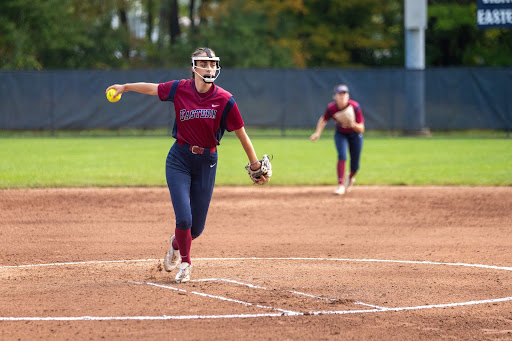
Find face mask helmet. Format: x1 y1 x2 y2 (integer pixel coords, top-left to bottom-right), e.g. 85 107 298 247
191 47 222 83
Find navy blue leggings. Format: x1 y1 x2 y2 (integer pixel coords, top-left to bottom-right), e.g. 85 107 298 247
165 141 217 239
334 131 363 173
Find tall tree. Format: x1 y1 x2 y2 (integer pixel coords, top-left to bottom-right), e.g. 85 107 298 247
118 0 131 60
195 0 299 67
0 0 123 69
189 0 197 35
169 0 181 44
295 0 402 67
145 0 154 42
157 0 169 49
2 0 511 69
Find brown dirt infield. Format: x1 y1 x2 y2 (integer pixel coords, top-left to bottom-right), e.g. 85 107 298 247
1 186 512 340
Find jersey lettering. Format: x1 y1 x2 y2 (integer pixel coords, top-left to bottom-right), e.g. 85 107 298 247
179 108 217 121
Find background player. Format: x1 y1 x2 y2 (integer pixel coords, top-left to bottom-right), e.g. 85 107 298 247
106 47 269 283
310 84 365 195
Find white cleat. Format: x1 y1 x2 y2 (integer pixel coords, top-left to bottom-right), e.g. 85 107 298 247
163 235 180 272
175 262 192 283
333 184 345 195
346 177 355 193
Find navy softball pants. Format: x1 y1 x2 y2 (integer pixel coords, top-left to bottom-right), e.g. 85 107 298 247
165 141 217 239
334 131 363 173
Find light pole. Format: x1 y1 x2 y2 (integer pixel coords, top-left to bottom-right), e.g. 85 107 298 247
404 0 431 136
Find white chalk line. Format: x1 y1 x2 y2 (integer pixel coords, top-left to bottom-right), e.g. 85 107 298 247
3 297 512 321
191 278 385 310
1 257 512 321
2 257 512 272
0 258 161 269
142 281 301 315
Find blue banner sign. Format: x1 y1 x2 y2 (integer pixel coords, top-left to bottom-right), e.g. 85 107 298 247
477 0 512 29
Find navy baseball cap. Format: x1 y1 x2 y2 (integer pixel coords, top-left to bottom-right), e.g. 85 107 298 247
334 85 349 93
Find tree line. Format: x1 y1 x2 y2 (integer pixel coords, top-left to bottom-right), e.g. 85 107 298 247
1 0 511 70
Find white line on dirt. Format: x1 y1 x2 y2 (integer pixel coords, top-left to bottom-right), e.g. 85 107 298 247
143 281 301 315
2 297 512 321
0 259 161 269
192 278 386 310
1 257 511 321
0 313 285 321
2 257 512 272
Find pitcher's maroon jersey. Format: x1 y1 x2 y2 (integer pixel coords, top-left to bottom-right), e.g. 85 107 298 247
158 79 244 148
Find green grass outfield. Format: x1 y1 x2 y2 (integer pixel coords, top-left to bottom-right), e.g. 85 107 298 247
0 133 511 188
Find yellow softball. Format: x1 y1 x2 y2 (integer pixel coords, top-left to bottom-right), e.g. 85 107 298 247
106 88 122 103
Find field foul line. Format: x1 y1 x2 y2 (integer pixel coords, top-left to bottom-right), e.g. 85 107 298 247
1 257 512 321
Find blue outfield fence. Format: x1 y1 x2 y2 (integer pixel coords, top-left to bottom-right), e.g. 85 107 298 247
1 67 511 133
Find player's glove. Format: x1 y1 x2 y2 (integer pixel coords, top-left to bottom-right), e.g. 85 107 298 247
333 105 355 128
245 154 272 185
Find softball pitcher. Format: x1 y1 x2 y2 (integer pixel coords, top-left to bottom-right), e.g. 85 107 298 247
310 84 365 195
106 47 270 283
